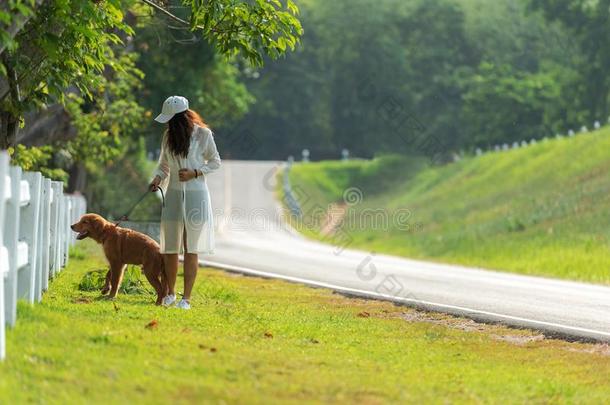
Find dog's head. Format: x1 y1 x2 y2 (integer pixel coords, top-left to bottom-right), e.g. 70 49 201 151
71 213 110 242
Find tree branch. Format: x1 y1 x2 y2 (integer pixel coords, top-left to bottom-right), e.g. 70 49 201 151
139 0 238 35
139 0 197 29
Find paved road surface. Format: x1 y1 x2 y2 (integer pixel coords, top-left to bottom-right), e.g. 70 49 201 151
201 160 610 342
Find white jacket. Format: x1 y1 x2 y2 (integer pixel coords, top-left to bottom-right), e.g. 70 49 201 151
153 124 221 254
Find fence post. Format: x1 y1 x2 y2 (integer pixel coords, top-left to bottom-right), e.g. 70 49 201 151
34 179 48 301
49 182 61 278
4 166 22 327
63 197 71 265
0 152 9 360
20 172 42 303
62 196 70 267
56 193 65 272
39 179 52 293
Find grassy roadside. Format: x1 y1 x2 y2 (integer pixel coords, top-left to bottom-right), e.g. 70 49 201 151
287 127 610 284
1 239 610 403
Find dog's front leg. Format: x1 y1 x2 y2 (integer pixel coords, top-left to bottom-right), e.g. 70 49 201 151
101 270 111 295
108 263 127 299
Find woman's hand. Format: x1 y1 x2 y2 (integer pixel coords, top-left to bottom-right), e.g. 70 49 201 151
149 175 162 192
178 168 197 182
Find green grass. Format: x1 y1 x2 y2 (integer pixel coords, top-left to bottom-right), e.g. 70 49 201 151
2 239 610 403
287 128 610 284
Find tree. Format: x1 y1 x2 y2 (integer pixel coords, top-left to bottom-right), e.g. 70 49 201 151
234 0 478 159
140 0 302 66
529 0 610 122
234 0 585 159
461 62 561 147
0 0 302 148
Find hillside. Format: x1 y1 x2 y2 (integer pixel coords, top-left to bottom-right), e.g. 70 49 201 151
287 128 610 283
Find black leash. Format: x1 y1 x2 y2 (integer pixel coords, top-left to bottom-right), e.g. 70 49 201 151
114 187 165 227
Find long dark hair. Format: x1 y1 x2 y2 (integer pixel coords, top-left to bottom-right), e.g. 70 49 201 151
165 109 207 158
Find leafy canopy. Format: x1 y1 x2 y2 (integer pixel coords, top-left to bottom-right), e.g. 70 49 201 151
177 0 302 66
0 0 302 180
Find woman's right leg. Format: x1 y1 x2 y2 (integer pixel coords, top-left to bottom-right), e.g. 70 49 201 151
163 253 179 296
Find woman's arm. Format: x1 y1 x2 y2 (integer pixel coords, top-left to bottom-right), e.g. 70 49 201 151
150 135 170 190
196 127 221 176
153 134 170 181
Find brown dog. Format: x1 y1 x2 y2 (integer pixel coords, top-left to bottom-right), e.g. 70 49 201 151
71 213 168 305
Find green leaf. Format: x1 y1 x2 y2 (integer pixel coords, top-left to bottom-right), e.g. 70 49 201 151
287 0 299 15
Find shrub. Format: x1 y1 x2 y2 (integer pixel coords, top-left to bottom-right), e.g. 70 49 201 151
78 266 153 295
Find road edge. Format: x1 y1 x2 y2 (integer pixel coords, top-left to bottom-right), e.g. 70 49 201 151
201 259 610 343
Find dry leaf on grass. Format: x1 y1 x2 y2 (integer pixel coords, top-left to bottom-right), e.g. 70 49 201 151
145 320 158 330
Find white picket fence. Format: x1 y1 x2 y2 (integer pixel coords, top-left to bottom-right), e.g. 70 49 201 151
0 151 86 360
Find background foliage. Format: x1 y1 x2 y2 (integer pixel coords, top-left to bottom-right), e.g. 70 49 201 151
1 0 609 216
226 0 597 161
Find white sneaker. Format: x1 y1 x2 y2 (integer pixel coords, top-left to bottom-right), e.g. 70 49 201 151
161 294 176 307
176 299 191 310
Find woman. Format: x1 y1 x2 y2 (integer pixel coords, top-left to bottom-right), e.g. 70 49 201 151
149 95 221 310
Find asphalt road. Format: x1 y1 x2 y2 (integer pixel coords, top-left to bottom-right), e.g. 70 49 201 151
201 160 610 342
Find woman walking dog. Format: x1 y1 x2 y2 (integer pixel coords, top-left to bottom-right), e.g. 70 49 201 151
149 96 221 309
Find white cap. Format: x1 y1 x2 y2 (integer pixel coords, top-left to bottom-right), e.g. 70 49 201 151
154 96 189 123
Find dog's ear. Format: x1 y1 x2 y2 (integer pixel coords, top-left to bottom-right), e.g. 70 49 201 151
90 216 108 238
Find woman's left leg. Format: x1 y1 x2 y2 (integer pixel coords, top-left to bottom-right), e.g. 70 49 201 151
183 253 198 301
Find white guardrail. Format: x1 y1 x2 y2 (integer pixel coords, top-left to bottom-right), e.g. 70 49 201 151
0 151 86 360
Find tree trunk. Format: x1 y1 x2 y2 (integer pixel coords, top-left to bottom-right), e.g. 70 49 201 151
0 111 18 149
18 104 75 146
0 53 20 149
67 162 87 193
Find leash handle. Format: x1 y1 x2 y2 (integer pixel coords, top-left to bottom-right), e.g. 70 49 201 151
158 187 165 208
